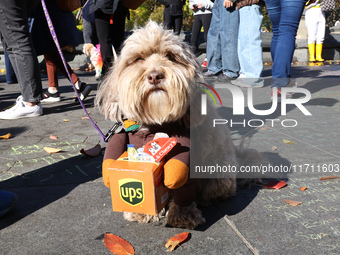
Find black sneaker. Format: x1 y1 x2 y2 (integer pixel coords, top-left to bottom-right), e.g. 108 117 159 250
217 73 237 82
41 90 61 103
203 70 220 78
75 82 92 102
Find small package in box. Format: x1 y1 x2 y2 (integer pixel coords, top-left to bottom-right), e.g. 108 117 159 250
108 152 169 216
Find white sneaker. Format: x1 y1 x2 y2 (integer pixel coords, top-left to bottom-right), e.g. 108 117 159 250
0 96 43 119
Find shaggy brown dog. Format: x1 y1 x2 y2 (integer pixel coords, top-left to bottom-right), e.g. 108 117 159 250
96 21 263 229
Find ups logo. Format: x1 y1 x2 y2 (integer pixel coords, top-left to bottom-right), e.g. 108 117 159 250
118 178 144 206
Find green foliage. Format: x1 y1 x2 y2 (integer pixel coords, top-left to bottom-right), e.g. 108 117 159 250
125 0 194 31
261 5 272 32
74 0 340 33
326 1 340 27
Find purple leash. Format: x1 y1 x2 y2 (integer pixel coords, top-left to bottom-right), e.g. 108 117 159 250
40 0 117 143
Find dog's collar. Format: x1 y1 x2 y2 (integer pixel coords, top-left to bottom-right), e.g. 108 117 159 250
123 119 140 132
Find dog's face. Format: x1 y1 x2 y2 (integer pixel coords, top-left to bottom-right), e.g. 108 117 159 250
96 21 204 125
83 43 95 57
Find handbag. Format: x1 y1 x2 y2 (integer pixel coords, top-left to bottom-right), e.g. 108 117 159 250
320 0 335 12
55 0 82 12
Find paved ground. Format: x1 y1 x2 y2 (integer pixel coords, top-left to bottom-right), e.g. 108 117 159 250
0 59 340 254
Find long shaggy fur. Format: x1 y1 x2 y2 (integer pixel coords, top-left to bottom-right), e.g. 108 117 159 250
96 21 264 229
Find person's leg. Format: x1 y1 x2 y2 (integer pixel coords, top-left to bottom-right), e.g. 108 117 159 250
44 53 59 90
315 9 325 61
201 13 212 44
220 4 239 78
173 15 183 35
237 5 263 79
265 0 306 88
4 51 18 84
264 0 281 62
45 51 79 85
190 15 202 53
0 0 42 103
163 8 172 30
206 0 222 74
305 8 317 61
95 3 127 76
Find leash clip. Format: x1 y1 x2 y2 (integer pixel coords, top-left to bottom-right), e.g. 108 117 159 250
104 122 123 143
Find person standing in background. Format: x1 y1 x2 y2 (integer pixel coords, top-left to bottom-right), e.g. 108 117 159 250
305 0 325 62
157 0 186 35
231 0 264 88
0 0 43 120
203 0 240 82
189 0 214 68
30 0 92 103
264 0 307 101
89 0 129 77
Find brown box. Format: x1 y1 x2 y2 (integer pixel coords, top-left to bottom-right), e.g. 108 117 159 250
108 152 169 216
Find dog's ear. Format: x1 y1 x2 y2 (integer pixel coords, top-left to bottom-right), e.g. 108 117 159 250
95 64 123 122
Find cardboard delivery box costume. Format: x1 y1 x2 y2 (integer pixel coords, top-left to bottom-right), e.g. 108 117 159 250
108 152 169 215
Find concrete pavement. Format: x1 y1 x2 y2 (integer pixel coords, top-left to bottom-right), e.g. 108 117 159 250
0 62 340 254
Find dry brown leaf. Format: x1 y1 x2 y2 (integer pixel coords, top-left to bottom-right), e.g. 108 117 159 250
103 233 135 255
283 139 294 144
50 135 58 140
81 116 89 120
0 133 12 139
80 144 101 157
63 119 69 122
165 232 190 252
43 147 62 154
261 126 269 131
301 187 307 191
263 180 287 190
284 199 303 207
320 176 340 181
272 146 278 151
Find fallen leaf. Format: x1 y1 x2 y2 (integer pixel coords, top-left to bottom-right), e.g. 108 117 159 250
81 116 89 120
0 133 12 139
284 199 303 207
320 176 340 181
50 135 58 140
301 187 307 191
103 233 135 255
80 144 101 157
165 232 190 252
263 180 287 189
63 119 69 122
261 126 268 131
283 139 294 144
43 147 62 154
272 146 277 151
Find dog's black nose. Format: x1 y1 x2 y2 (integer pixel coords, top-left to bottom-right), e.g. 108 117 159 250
147 71 164 85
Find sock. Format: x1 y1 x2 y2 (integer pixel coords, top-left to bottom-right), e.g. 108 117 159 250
75 80 82 90
48 87 58 94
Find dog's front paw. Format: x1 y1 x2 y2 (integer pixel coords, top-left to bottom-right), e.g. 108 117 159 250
167 201 206 230
123 209 165 224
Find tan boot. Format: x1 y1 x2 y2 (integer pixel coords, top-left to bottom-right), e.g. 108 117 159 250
308 43 316 62
316 44 324 61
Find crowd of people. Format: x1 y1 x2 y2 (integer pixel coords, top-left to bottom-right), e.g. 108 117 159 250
0 0 337 216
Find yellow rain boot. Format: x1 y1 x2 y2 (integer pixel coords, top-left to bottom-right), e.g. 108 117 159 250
308 43 316 62
316 44 324 62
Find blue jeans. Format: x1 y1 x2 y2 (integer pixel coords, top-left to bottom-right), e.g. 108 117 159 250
0 0 42 102
238 5 263 78
4 51 18 84
206 0 239 78
264 0 307 88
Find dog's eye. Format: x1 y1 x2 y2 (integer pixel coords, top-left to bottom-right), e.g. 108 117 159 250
166 53 176 62
135 57 144 62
